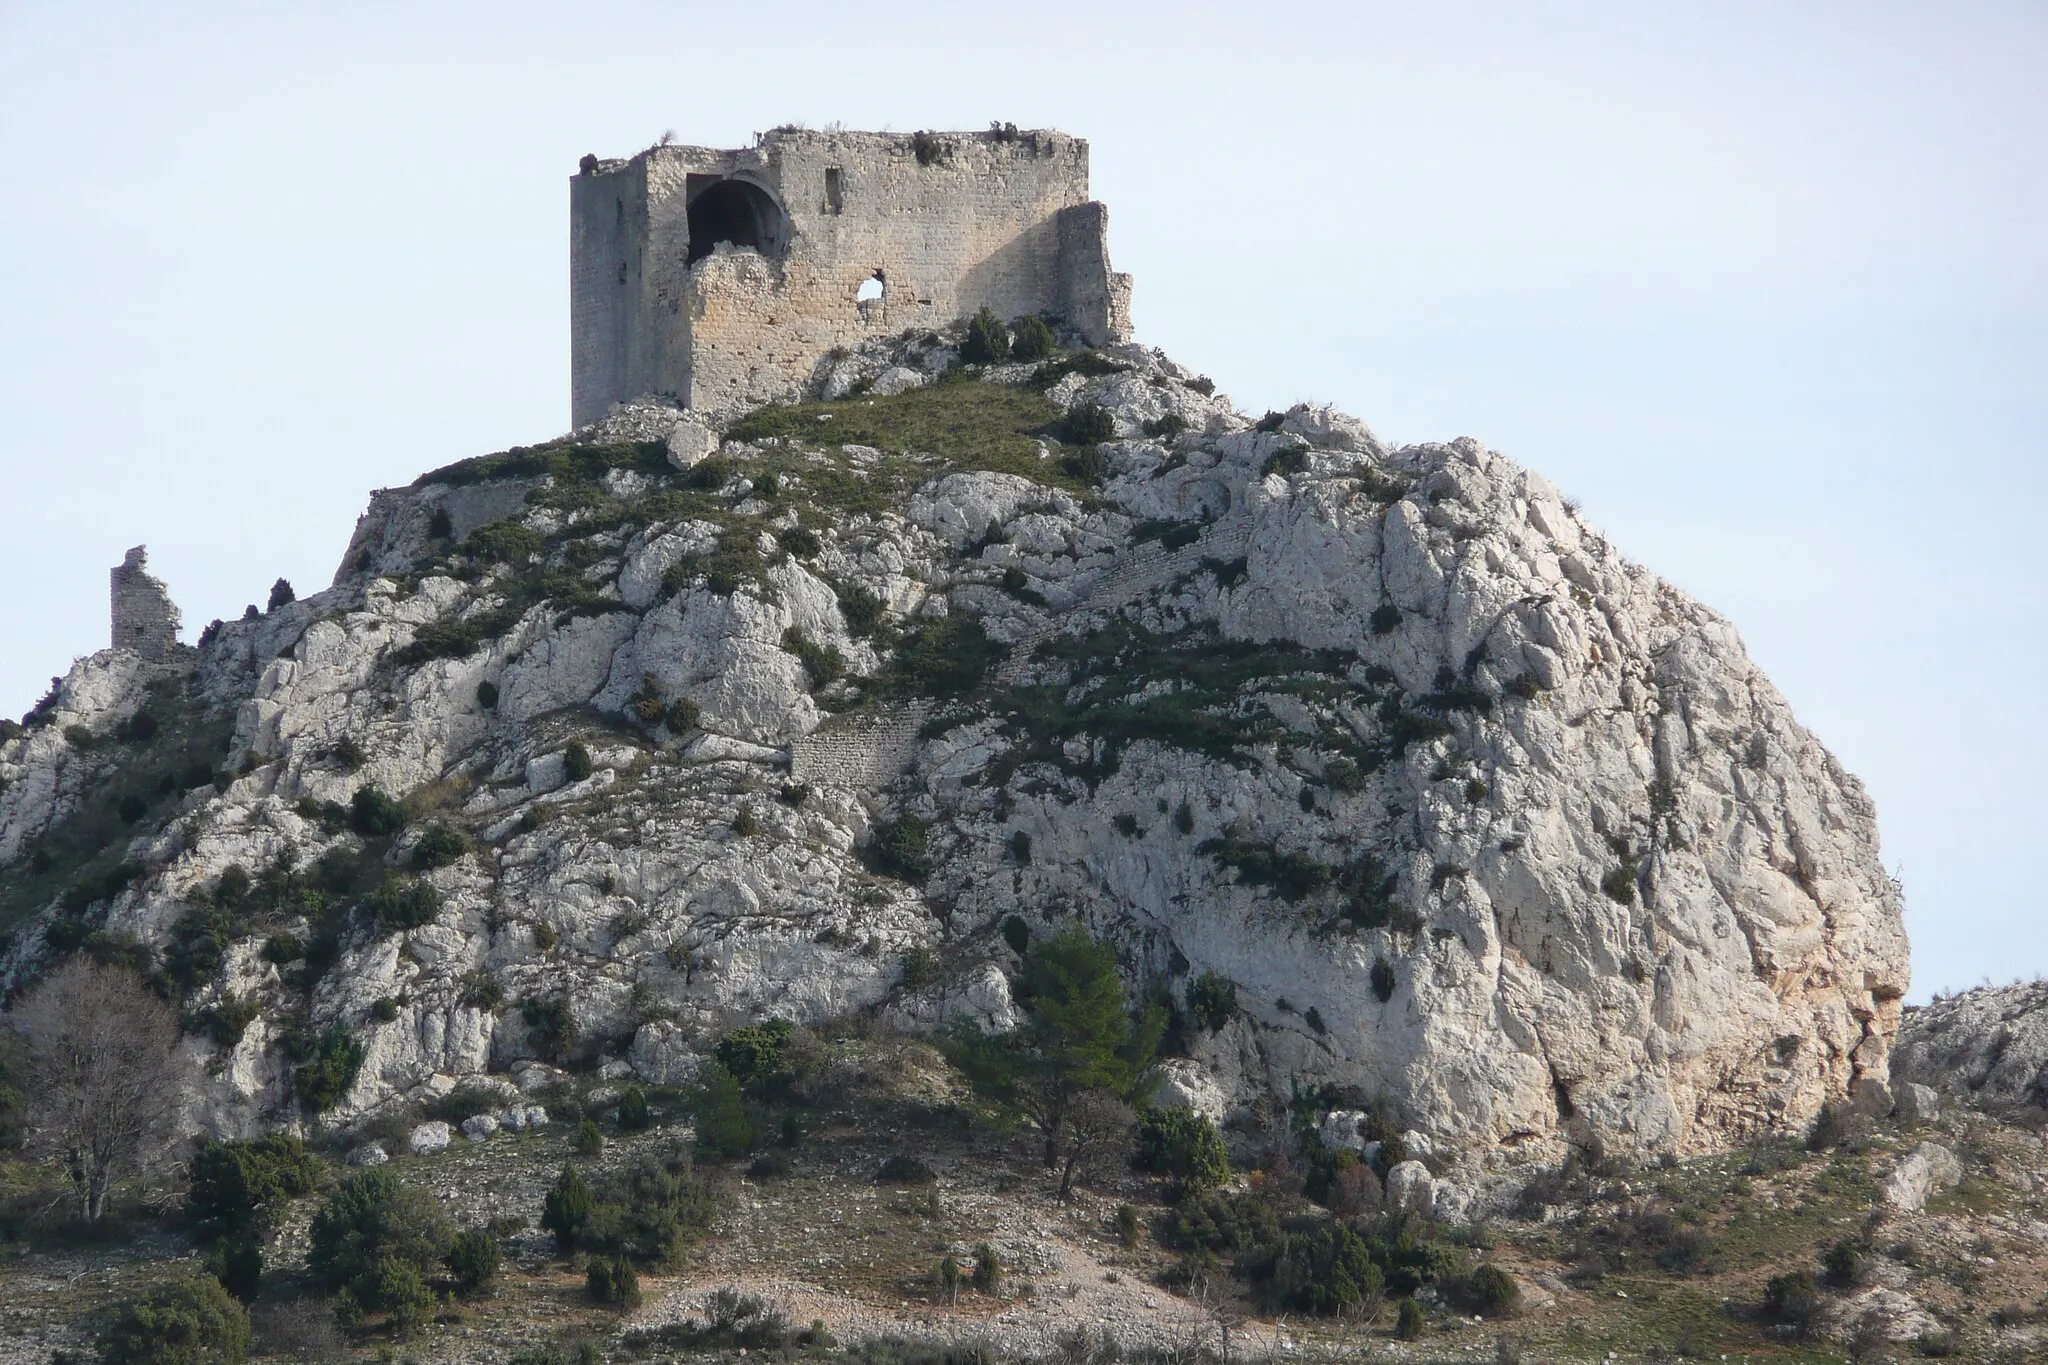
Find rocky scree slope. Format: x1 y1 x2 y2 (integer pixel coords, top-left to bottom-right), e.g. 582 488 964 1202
0 329 1907 1193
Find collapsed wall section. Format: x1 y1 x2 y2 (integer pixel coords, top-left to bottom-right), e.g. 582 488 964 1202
570 128 1133 426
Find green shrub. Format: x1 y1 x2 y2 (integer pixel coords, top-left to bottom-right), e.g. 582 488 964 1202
715 1018 798 1093
563 741 593 782
1457 1264 1521 1317
411 821 469 870
833 580 888 638
1600 864 1638 905
1262 444 1310 477
447 1226 502 1294
1823 1237 1866 1287
186 1134 319 1241
292 1025 365 1111
960 306 1010 364
783 627 846 687
1241 1222 1386 1315
588 1252 642 1306
463 518 542 565
900 944 936 991
618 1085 652 1131
1142 411 1189 440
523 995 576 1060
576 1151 716 1267
777 526 822 558
1136 1107 1231 1193
885 615 1001 698
307 1166 452 1300
666 697 701 732
971 1242 1002 1293
98 1274 251 1365
1763 1270 1817 1331
1395 1296 1424 1339
695 1060 754 1158
575 1118 604 1156
349 786 404 837
1000 914 1031 954
1162 1189 1279 1254
370 996 401 1022
867 814 933 883
1010 314 1056 361
1116 1202 1142 1247
368 1254 436 1334
878 1154 936 1185
541 1165 594 1251
1061 402 1116 446
260 933 302 965
209 1236 262 1304
1185 971 1238 1032
458 970 504 1010
1198 833 1328 901
369 875 442 931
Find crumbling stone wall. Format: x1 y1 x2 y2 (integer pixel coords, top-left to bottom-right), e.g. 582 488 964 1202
571 128 1133 426
109 546 180 659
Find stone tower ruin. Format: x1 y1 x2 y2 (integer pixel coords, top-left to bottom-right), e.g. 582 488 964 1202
570 127 1132 426
110 546 180 659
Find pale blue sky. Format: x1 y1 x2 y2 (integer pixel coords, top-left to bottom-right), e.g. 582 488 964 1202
1 2 2041 1001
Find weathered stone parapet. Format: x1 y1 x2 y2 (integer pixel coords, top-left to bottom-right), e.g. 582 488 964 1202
110 545 180 658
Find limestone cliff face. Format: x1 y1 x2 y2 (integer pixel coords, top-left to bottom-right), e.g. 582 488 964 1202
0 332 1907 1183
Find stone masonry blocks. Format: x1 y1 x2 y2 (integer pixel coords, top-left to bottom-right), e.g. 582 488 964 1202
110 546 180 659
571 128 1133 427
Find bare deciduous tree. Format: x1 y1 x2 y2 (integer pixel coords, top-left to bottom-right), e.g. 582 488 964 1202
10 959 187 1222
1058 1087 1136 1199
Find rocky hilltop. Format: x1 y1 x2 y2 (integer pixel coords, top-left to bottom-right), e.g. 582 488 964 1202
0 329 1908 1194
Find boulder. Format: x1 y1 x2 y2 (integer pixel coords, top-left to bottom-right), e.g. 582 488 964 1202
1153 1060 1230 1125
406 1121 452 1156
1882 1142 1963 1212
346 1143 389 1167
1895 1082 1941 1124
1384 1160 1435 1217
665 415 717 469
1319 1111 1370 1153
869 366 927 397
461 1114 499 1141
628 1021 702 1087
1849 1076 1895 1119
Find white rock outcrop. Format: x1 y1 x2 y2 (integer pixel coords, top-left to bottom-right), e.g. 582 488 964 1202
1893 981 2048 1112
1882 1141 1963 1212
0 333 1908 1184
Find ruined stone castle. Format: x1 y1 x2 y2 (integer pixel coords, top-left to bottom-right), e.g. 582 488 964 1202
570 127 1132 426
109 546 178 659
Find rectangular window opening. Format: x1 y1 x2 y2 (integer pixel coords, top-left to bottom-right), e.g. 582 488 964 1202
824 167 843 215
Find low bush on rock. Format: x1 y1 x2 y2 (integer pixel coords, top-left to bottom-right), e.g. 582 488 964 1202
368 875 441 931
186 1135 319 1241
446 1226 502 1295
308 1166 452 1328
289 1024 365 1112
349 786 405 838
98 1274 251 1365
1135 1106 1231 1194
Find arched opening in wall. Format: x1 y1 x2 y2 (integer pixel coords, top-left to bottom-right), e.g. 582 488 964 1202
685 177 789 266
856 272 885 303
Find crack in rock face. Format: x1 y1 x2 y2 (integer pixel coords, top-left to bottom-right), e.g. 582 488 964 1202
0 328 1907 1200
